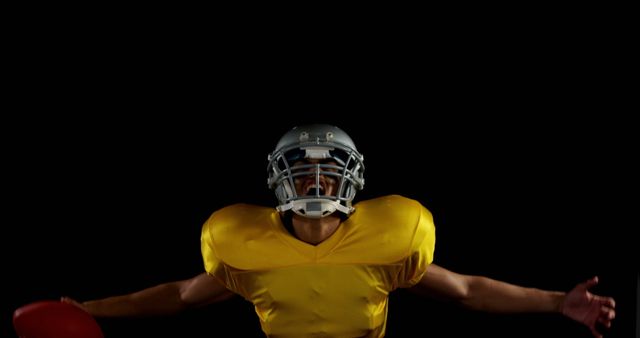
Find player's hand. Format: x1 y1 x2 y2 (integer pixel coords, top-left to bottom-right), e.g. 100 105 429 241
560 276 616 338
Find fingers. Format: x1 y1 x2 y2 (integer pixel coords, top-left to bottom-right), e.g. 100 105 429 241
591 317 610 338
60 296 87 312
600 296 615 309
594 296 616 317
592 306 615 338
580 276 599 291
591 296 616 310
599 306 615 322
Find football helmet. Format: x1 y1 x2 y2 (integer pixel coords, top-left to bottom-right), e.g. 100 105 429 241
267 124 365 218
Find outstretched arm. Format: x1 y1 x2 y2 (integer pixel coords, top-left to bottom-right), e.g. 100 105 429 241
410 264 615 338
62 273 235 317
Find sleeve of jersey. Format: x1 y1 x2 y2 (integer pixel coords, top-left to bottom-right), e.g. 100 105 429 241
395 204 436 288
200 216 219 274
200 216 234 289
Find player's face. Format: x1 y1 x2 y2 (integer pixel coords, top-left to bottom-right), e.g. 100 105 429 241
292 159 339 197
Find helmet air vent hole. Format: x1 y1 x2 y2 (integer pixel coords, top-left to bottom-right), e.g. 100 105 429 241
299 132 309 142
326 132 334 140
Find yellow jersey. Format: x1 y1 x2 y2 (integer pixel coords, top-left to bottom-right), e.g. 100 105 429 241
201 195 436 337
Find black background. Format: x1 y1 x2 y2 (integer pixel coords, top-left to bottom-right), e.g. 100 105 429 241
3 17 636 338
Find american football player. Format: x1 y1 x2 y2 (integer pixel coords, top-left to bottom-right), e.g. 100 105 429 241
62 124 615 338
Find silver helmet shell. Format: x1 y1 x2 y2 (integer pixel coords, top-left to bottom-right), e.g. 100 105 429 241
267 124 365 218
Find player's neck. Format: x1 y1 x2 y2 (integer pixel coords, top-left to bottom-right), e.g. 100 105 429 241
290 213 341 245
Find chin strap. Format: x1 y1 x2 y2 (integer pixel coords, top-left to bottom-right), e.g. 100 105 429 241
276 199 353 218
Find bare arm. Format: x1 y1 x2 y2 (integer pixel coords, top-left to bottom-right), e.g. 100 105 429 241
410 264 564 312
410 264 616 337
63 273 234 317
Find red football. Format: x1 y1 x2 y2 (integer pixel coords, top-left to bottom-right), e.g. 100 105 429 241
13 300 104 338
